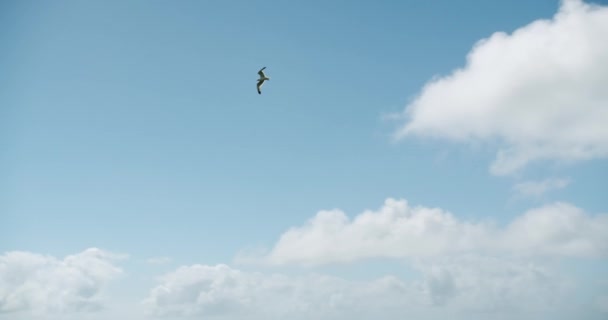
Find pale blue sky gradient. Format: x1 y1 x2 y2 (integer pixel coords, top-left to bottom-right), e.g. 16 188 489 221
4 0 606 258
1 1 608 318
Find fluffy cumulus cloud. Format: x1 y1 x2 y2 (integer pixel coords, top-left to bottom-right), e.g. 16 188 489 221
395 0 608 175
0 248 124 316
238 198 608 266
142 258 574 320
513 178 570 197
141 196 607 320
503 202 608 256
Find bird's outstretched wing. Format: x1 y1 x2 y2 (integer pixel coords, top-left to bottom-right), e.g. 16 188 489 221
258 67 266 78
257 79 265 94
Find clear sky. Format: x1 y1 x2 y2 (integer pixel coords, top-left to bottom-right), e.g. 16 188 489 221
2 1 608 319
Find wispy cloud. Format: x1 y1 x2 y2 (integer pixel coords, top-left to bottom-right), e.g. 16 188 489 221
513 178 570 197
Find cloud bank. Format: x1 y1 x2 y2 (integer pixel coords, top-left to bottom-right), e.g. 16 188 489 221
238 198 608 266
143 257 572 320
0 248 124 316
396 0 608 175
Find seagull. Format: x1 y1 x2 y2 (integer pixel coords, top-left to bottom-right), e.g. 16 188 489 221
257 67 270 94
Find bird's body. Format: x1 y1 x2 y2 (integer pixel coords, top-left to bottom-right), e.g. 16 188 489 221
257 67 270 94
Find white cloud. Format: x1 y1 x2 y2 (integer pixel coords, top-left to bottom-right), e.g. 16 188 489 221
238 198 608 266
513 178 570 197
502 202 608 256
0 248 124 316
142 264 411 319
395 0 608 175
414 254 570 313
142 258 578 320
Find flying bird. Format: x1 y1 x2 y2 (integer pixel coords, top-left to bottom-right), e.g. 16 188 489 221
257 67 270 94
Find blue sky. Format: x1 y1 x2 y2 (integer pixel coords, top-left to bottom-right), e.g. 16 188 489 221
2 1 608 319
